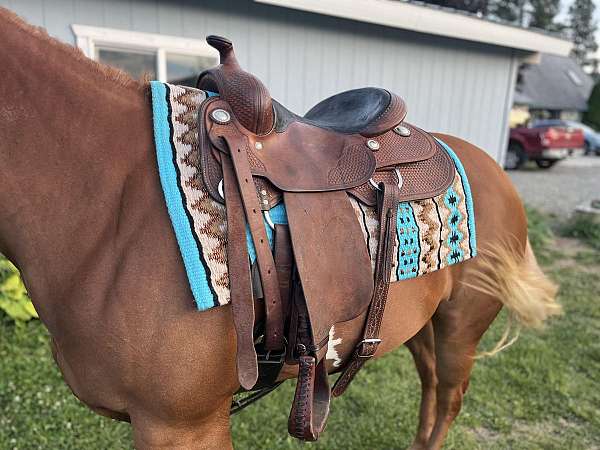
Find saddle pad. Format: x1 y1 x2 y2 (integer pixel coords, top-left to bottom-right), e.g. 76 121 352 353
150 81 477 311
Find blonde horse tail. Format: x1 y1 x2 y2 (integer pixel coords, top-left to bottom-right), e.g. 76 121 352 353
463 239 561 357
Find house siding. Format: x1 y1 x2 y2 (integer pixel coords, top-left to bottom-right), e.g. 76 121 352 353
1 0 520 161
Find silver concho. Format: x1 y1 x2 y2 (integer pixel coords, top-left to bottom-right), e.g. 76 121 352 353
210 109 231 124
394 125 411 137
367 139 380 151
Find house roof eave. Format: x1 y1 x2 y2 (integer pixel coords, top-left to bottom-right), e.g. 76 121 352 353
255 0 572 56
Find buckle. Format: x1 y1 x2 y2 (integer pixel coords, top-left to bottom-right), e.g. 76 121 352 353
356 338 382 358
257 347 286 365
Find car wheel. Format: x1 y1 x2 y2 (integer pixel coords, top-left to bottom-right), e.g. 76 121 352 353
535 160 557 169
505 143 525 170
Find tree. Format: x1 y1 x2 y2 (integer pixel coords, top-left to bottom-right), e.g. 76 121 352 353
424 0 489 15
491 0 524 24
568 0 598 69
529 0 561 31
584 81 600 130
490 0 561 31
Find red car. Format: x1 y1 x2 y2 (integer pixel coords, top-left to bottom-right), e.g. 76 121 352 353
505 123 585 169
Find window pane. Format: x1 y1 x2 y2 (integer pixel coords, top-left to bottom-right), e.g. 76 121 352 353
167 53 217 87
97 48 157 80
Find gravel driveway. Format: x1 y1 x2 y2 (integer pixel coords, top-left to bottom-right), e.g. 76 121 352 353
507 156 600 216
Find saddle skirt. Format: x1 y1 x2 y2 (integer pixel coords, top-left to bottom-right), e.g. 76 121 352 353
150 81 477 311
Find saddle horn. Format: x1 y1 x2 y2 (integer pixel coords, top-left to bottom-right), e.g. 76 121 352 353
197 35 275 136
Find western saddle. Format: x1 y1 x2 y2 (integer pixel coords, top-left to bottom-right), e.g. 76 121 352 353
196 35 454 441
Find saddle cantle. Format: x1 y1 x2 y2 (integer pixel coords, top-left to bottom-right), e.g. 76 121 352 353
195 35 454 441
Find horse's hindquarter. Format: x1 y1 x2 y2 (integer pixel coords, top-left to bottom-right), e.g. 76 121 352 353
433 133 528 251
378 271 451 353
341 272 451 365
329 134 527 370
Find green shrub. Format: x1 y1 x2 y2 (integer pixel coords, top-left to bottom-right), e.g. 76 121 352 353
584 81 600 131
0 255 37 321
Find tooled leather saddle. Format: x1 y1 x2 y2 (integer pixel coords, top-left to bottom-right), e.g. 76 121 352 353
196 36 454 441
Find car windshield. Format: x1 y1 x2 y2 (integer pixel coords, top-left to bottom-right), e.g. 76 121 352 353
532 120 564 128
565 122 595 133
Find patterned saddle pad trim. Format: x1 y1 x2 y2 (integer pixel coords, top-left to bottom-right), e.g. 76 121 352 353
150 82 477 311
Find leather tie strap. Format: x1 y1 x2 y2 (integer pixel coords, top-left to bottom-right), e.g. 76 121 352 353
288 356 331 441
332 182 400 397
221 129 285 352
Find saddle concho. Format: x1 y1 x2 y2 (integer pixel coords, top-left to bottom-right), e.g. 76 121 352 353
150 35 476 444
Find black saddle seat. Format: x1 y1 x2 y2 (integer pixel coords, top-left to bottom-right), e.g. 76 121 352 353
304 87 407 137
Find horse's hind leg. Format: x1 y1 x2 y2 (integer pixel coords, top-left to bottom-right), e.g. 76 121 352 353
406 321 438 450
424 288 502 450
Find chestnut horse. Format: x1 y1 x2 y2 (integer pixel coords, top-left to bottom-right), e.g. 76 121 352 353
0 8 560 450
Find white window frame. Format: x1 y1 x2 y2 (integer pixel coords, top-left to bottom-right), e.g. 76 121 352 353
71 25 219 81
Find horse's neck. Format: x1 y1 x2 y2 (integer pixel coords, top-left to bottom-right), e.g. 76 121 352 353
0 11 153 323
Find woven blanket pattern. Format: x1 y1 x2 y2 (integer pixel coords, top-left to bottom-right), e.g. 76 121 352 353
151 82 477 311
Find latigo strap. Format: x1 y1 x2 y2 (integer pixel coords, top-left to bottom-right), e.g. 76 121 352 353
222 156 258 390
220 130 286 390
225 130 286 353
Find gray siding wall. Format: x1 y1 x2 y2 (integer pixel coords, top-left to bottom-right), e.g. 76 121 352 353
1 0 519 160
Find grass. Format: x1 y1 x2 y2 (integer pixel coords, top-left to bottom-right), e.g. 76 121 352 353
561 213 600 251
524 205 560 265
2 208 600 449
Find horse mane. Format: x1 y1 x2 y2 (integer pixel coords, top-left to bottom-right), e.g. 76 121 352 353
1 7 145 91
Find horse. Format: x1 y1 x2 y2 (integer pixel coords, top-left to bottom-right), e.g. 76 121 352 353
0 8 560 450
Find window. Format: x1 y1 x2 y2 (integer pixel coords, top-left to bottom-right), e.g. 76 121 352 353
166 53 216 86
97 47 157 80
72 25 218 86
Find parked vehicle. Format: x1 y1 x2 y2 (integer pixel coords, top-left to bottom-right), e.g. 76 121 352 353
532 119 600 155
506 123 585 170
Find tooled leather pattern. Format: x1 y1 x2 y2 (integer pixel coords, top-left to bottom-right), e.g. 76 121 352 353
246 147 266 172
198 98 226 204
254 178 283 209
214 70 274 135
358 189 399 358
349 137 454 206
289 356 314 439
201 99 281 206
373 124 437 166
328 144 375 186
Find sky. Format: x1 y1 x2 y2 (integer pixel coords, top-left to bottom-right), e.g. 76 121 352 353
558 0 600 54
